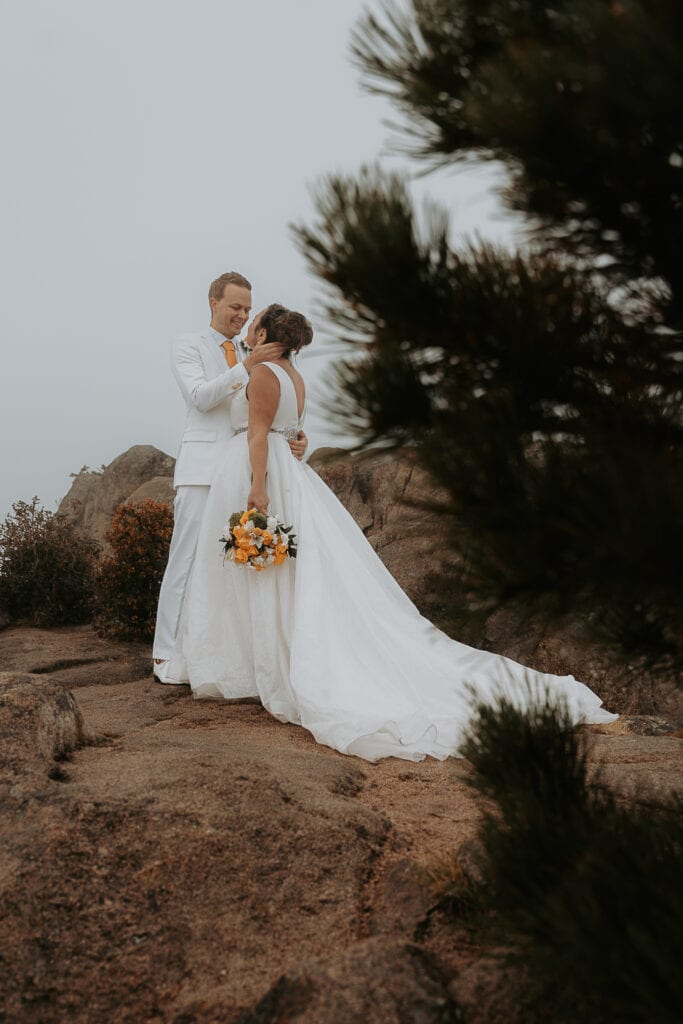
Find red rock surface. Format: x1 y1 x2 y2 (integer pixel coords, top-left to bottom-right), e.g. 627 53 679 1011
0 626 680 1023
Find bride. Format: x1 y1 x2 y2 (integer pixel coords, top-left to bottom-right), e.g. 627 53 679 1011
166 305 617 761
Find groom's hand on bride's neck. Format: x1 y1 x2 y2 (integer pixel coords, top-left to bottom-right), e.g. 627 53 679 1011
243 342 286 374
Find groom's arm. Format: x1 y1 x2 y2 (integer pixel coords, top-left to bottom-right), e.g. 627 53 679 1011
172 336 249 413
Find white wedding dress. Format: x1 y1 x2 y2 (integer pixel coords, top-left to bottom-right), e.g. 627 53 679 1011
167 362 617 762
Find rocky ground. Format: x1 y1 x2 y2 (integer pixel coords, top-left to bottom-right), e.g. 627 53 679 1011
1 625 681 1024
2 443 680 1021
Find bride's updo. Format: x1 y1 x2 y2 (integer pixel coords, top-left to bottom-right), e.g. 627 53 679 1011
267 310 313 359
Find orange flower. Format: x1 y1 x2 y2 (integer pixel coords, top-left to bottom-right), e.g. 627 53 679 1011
262 531 273 545
234 549 248 564
247 545 259 557
274 550 287 565
238 538 252 550
275 542 287 555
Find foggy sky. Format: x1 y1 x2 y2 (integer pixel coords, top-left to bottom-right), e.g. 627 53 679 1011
0 0 523 520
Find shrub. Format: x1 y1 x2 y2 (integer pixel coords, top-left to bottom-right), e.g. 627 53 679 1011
93 499 173 641
0 498 98 626
458 684 683 1024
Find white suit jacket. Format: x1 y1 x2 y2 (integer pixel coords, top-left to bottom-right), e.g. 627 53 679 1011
171 329 249 487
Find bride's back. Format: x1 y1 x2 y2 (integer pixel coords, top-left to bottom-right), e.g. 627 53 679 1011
264 309 312 422
233 360 304 435
270 358 306 420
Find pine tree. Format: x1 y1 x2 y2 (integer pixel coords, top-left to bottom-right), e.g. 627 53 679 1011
294 2 683 661
352 0 683 321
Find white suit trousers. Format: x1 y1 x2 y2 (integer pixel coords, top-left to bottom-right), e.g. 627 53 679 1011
153 485 210 660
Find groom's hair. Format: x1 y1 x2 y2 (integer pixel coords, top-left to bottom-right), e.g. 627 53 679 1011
208 271 252 304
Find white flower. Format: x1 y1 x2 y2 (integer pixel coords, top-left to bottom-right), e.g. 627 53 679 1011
243 520 255 534
267 515 278 533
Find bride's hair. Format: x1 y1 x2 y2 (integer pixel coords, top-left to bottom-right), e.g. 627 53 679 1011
268 310 314 358
258 303 288 340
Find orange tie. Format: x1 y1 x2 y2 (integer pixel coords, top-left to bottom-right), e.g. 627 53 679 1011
221 340 237 368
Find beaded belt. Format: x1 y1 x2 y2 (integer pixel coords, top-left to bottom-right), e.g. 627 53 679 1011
234 426 300 441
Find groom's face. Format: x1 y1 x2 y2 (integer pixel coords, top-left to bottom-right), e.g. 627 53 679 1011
210 284 252 339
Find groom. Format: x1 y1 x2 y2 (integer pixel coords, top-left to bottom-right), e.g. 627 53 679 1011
153 271 307 682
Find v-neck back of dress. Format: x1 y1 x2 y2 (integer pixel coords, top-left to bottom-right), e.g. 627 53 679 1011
231 361 305 434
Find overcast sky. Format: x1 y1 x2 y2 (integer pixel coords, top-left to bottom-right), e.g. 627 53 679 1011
0 0 523 520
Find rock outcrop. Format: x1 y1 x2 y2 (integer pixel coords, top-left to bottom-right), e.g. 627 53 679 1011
0 442 676 1021
125 475 175 508
0 671 85 780
0 625 679 1023
58 445 175 546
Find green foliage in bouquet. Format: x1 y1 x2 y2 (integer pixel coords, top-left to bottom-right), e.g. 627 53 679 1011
229 510 250 530
0 498 98 626
93 499 173 641
457 687 683 1024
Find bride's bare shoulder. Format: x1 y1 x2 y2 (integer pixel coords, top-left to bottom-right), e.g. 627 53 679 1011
269 359 305 384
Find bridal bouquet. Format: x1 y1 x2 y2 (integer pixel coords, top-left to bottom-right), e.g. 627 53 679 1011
219 508 297 571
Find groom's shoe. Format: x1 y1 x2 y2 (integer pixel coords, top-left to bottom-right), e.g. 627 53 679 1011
152 659 184 685
152 659 169 682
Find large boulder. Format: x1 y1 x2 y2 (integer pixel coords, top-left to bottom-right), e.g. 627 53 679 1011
0 672 85 786
124 475 175 508
58 445 175 545
308 447 451 606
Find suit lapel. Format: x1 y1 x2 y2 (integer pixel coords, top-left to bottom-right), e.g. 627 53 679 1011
200 332 227 377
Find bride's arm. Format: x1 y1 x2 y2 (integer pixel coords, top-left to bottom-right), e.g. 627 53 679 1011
246 365 280 513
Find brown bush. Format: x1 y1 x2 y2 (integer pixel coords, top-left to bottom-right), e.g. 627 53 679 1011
0 498 98 626
93 499 173 641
